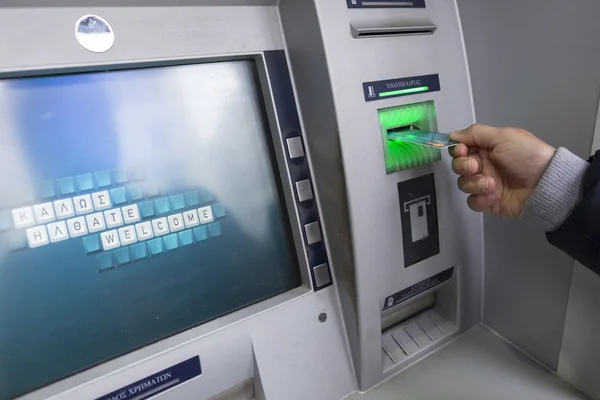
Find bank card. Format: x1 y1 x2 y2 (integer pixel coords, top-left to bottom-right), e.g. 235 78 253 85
388 130 460 148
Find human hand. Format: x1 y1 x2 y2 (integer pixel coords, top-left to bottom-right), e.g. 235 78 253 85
449 124 556 219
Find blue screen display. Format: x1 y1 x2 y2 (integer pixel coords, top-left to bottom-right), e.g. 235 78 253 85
0 60 299 399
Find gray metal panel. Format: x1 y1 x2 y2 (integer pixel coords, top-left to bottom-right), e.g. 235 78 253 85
305 0 483 390
278 0 361 385
351 327 588 400
0 6 284 73
457 0 600 370
559 263 600 400
0 0 277 7
559 101 600 400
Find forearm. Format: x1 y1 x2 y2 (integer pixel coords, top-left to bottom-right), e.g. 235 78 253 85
522 148 600 272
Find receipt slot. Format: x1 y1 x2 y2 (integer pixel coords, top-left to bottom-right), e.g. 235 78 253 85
398 174 440 267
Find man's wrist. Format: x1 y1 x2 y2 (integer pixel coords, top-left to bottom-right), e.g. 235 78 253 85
521 147 589 232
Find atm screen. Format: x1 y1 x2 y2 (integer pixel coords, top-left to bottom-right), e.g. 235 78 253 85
0 60 300 399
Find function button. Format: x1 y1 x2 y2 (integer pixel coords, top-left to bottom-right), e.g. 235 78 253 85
313 263 331 288
305 221 322 245
286 137 305 159
295 179 314 202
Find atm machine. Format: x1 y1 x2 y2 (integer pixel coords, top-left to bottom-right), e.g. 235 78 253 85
0 1 599 400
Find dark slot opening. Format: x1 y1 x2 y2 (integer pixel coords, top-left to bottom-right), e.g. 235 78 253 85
357 28 435 37
362 1 415 5
388 124 421 134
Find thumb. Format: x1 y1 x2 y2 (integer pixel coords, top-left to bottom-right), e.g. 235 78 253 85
449 124 501 149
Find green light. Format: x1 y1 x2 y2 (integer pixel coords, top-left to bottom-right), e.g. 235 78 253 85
379 86 429 98
378 100 440 174
379 102 433 131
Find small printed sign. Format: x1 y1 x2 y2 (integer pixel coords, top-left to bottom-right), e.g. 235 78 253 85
97 356 201 400
363 74 440 102
383 267 454 311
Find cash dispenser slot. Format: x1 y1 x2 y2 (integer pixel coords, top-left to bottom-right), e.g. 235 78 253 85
380 101 440 174
351 23 437 39
381 292 435 331
380 268 459 372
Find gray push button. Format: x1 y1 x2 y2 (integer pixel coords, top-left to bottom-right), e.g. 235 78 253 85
313 263 331 287
305 221 322 245
296 179 314 202
286 137 305 159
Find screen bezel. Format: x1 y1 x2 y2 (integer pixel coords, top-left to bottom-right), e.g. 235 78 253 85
0 52 318 399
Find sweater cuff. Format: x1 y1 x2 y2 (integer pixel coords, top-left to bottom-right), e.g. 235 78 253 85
521 147 589 232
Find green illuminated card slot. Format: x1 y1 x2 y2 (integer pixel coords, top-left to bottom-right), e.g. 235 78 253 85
379 101 440 174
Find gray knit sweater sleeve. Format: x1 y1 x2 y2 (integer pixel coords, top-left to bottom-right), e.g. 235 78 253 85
521 147 589 232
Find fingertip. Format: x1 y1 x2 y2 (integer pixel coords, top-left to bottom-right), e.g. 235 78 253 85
449 143 468 158
486 177 496 192
468 158 479 174
451 157 478 176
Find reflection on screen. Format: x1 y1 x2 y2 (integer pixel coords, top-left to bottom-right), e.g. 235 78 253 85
0 60 299 399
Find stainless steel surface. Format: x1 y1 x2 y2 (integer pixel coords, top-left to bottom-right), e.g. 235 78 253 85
558 65 600 400
403 327 421 348
75 14 115 53
295 179 314 202
0 0 277 6
390 333 409 356
381 309 457 372
278 0 360 390
428 313 444 334
305 221 323 245
286 137 305 159
0 6 284 74
559 263 600 400
381 344 397 364
291 0 482 390
350 23 437 39
381 293 435 331
208 379 254 400
457 0 600 371
314 263 332 287
351 326 588 400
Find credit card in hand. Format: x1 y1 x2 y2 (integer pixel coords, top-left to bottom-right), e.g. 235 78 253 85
388 130 460 148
